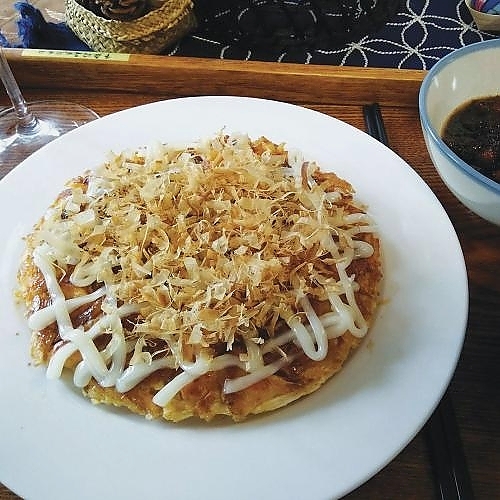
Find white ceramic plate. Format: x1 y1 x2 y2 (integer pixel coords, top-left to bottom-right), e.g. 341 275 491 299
0 96 468 500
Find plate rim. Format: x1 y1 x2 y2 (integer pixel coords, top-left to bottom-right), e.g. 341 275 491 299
0 95 468 500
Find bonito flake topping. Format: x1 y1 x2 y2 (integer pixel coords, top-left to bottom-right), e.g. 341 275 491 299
18 132 382 422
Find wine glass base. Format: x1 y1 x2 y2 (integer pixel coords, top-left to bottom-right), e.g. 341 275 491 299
0 100 99 172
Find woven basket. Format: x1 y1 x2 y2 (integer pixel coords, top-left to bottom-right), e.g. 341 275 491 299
65 0 196 54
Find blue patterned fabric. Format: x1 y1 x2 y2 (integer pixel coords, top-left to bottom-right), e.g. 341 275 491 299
1 0 498 69
302 0 498 69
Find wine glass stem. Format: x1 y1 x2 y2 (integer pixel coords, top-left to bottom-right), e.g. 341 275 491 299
0 47 39 133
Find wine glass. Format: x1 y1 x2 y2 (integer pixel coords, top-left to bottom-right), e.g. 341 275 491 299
0 47 99 170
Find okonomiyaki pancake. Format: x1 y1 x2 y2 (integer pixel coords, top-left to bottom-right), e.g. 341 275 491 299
17 133 383 422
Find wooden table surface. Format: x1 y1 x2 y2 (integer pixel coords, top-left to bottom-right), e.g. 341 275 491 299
0 49 498 499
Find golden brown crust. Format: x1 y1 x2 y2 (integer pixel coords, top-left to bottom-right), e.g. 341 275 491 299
82 333 361 422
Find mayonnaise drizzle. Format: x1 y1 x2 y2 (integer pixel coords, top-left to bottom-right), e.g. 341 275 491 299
223 355 295 395
28 287 106 331
30 235 373 407
25 139 378 411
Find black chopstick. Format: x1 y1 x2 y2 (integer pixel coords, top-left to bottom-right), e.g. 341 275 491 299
363 103 389 148
362 102 475 500
425 392 475 500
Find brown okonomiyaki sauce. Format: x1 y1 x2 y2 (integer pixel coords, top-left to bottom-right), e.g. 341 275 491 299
441 95 500 183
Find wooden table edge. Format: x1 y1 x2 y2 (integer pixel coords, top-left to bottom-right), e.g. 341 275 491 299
4 48 426 107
